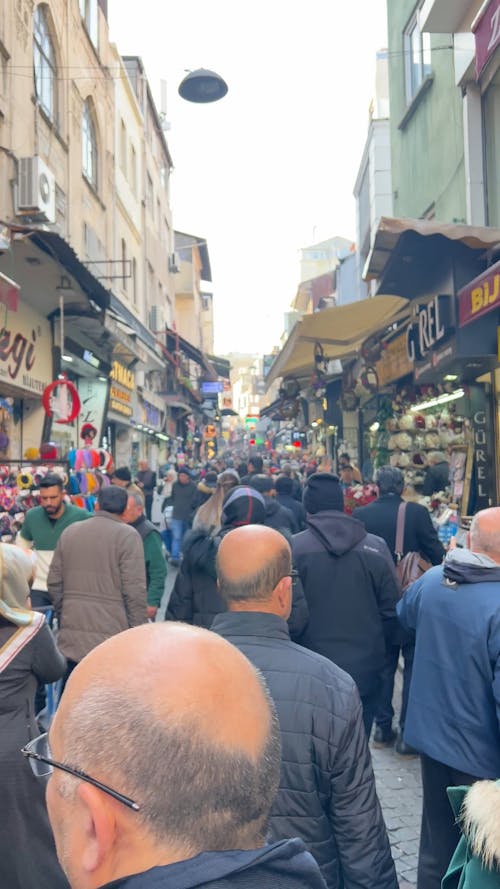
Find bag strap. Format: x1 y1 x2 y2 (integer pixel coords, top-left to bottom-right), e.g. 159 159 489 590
395 501 407 562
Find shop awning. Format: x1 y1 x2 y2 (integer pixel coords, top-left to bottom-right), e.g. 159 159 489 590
166 329 218 381
265 295 409 389
364 216 500 281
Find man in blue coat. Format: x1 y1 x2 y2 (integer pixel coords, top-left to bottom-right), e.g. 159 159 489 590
398 507 500 889
213 524 397 889
42 623 327 889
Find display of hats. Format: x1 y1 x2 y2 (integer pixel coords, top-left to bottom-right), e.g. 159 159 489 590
425 415 438 429
40 442 58 459
388 435 398 449
389 453 400 467
385 418 398 431
411 452 427 466
24 447 39 461
399 414 414 430
424 433 440 449
395 432 412 450
397 453 410 468
414 413 426 429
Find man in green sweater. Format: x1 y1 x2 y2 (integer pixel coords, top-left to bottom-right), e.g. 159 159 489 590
19 473 91 610
124 491 167 620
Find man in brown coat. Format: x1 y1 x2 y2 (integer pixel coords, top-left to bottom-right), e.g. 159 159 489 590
47 485 147 681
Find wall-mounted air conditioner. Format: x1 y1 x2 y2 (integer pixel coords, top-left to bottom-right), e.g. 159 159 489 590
17 156 56 224
149 304 165 333
168 252 180 273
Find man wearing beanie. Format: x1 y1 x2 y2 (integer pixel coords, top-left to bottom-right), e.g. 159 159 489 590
167 486 308 636
292 472 399 736
47 485 147 683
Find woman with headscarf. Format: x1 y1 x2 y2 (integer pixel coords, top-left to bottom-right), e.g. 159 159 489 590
0 544 68 889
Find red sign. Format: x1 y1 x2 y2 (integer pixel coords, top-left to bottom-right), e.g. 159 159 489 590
458 260 500 327
0 273 19 311
473 0 500 78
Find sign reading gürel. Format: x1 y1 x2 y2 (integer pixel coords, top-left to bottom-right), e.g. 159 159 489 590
406 294 453 363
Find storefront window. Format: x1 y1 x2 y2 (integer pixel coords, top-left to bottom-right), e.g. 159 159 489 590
484 68 500 226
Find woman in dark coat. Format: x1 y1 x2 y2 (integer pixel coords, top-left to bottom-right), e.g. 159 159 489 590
0 543 68 889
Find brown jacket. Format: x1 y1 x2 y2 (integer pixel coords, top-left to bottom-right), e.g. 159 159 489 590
47 510 147 662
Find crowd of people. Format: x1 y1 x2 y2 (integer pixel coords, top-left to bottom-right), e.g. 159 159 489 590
0 447 498 889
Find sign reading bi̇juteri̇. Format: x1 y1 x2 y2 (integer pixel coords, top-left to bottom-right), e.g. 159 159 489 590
108 361 134 418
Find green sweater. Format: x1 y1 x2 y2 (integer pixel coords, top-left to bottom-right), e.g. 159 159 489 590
20 503 91 591
129 515 167 607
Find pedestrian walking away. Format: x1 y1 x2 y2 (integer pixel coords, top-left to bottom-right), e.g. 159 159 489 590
292 472 399 736
398 507 500 889
135 459 157 520
35 622 327 889
353 465 444 752
213 525 397 889
170 467 198 564
47 485 147 683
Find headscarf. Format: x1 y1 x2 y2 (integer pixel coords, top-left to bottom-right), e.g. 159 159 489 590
0 544 37 627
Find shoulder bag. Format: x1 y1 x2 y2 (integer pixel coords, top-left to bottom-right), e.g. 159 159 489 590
395 501 432 592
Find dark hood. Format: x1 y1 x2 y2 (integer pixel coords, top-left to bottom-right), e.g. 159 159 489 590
306 510 367 556
443 548 500 588
104 838 325 889
264 498 281 517
183 529 218 577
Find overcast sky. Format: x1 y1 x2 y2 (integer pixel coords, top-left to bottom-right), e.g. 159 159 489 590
108 1 388 355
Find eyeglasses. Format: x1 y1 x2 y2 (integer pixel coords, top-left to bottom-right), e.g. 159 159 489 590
283 569 299 585
21 733 140 812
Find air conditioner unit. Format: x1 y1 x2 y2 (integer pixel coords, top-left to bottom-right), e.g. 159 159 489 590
168 252 180 273
149 304 165 333
135 370 146 388
17 156 56 224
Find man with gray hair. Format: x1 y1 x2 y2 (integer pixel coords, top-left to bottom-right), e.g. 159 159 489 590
213 525 397 889
353 465 444 752
398 506 500 889
23 623 326 889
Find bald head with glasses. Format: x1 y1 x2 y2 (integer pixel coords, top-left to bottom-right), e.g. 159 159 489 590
24 622 282 889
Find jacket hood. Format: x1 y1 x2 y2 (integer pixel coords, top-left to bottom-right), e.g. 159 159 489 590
106 838 324 889
443 548 500 587
264 498 281 516
306 510 367 556
183 529 218 575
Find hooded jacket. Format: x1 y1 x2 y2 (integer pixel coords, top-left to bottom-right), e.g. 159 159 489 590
292 511 399 696
212 611 397 889
97 838 326 889
443 780 500 889
262 498 296 536
398 549 500 777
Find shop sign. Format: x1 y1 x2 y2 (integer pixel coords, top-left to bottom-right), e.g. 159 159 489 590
0 272 19 311
110 361 134 389
0 301 52 395
458 260 500 327
473 0 500 78
109 362 134 418
413 341 456 382
469 385 494 510
375 332 413 386
406 294 453 363
76 378 108 444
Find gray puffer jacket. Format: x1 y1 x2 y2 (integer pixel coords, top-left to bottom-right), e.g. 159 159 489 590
47 510 147 662
212 611 397 889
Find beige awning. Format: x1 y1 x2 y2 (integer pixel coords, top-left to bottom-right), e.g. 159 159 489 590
265 295 409 388
364 216 500 281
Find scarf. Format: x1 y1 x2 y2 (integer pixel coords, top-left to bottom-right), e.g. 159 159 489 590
0 544 44 673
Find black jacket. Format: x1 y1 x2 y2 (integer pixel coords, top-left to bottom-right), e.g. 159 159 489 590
353 494 444 565
263 499 296 535
276 493 306 532
292 512 399 696
101 838 326 889
166 529 308 639
212 611 397 889
171 480 198 522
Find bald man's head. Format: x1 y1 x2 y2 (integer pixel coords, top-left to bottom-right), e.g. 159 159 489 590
48 624 281 867
469 508 500 562
217 526 292 608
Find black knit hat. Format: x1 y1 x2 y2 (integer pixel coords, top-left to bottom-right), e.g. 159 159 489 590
303 472 344 514
112 466 132 483
221 485 266 529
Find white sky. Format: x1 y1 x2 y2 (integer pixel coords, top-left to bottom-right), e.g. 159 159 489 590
107 1 388 355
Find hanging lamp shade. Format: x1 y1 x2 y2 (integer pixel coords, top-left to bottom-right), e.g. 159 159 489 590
178 69 228 103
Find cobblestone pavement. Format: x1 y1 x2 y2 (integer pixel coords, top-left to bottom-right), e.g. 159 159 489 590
370 666 422 889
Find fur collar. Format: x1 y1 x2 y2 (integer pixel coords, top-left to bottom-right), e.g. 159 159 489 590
462 780 500 869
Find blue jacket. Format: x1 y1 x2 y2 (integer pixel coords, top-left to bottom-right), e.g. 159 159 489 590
212 611 397 889
397 551 500 777
97 838 326 888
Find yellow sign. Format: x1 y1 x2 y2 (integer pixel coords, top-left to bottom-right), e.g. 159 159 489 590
110 361 134 390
